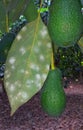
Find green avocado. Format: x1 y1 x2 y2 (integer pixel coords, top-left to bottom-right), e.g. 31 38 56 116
48 0 83 47
23 0 38 22
41 68 66 117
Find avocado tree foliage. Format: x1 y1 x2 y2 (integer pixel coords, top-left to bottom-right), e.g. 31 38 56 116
0 0 83 115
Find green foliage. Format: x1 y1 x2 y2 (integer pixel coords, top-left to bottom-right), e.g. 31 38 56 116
0 33 15 52
55 44 83 79
0 0 33 32
48 0 83 47
23 0 38 22
0 0 50 33
0 33 15 63
0 1 7 32
4 17 52 115
8 0 29 25
41 68 66 117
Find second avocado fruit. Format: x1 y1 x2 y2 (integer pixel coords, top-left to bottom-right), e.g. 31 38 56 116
41 68 66 117
48 0 83 47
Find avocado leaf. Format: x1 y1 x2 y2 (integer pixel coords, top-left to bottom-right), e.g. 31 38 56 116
78 36 83 53
4 17 52 115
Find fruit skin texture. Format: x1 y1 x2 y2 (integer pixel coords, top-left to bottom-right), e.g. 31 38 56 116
48 0 83 47
41 68 66 117
23 0 38 22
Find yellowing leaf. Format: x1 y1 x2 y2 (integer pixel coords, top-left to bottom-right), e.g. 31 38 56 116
4 17 52 115
78 36 83 53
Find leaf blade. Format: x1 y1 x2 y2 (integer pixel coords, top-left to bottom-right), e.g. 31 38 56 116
4 17 52 115
78 36 83 53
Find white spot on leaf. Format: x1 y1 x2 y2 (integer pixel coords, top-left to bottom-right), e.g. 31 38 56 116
22 92 29 99
10 84 15 92
25 70 29 75
40 27 47 37
35 74 41 80
19 47 26 55
35 66 40 71
26 80 34 85
47 42 51 48
17 34 22 40
14 81 21 88
39 54 45 61
11 65 15 69
22 26 27 32
42 74 47 80
45 65 50 70
6 82 9 86
6 73 11 79
9 57 16 64
34 47 40 53
38 41 42 46
20 69 25 73
30 63 36 70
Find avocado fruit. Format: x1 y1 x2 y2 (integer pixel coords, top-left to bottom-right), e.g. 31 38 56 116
48 0 83 47
40 68 66 117
23 0 38 22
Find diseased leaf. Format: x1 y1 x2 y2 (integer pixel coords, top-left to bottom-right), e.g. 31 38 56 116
4 17 52 115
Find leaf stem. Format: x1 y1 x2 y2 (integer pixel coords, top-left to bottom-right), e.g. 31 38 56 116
27 0 43 60
51 52 55 70
3 0 9 32
50 42 55 70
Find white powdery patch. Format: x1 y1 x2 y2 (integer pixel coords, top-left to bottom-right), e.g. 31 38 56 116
20 69 25 73
5 72 11 79
25 70 29 75
6 82 9 86
35 74 41 80
10 84 15 92
34 47 40 53
19 47 26 55
22 26 27 32
15 92 26 101
4 70 8 75
38 41 42 46
30 63 37 70
35 81 41 89
47 42 51 48
21 92 29 100
11 65 15 70
26 80 34 86
42 74 47 80
9 57 16 64
40 27 47 38
45 64 50 70
35 66 40 71
14 81 21 88
17 34 22 40
39 54 45 61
